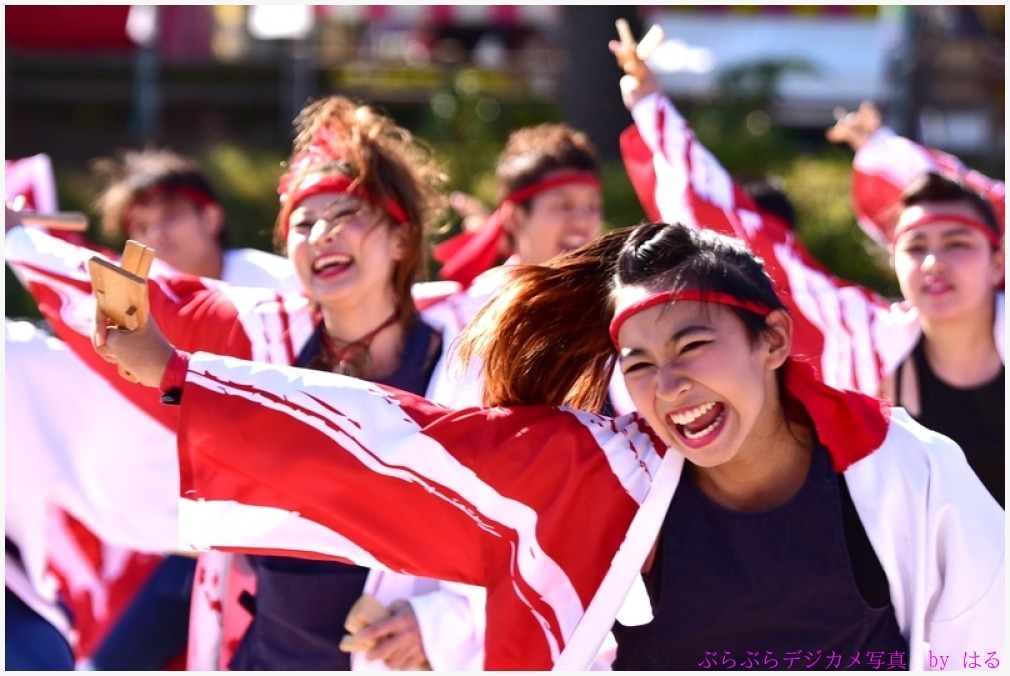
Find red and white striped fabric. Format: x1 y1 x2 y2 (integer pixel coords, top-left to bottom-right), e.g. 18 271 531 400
5 155 173 665
851 126 1005 248
169 350 1004 671
5 224 485 671
618 92 1006 396
5 317 179 659
5 154 59 213
174 353 669 670
4 211 298 668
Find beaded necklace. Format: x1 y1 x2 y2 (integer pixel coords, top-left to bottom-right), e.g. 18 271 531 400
318 310 399 376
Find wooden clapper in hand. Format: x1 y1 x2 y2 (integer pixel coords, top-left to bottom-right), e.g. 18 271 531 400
88 240 156 383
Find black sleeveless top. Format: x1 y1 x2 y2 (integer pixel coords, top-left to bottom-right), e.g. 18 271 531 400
897 339 1005 508
612 444 908 671
229 318 440 670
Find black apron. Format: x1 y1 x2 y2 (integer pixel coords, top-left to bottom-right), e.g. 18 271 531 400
897 338 1004 507
612 444 908 670
229 318 438 670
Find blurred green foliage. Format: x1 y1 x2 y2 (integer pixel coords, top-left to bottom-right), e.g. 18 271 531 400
6 61 905 321
683 59 900 298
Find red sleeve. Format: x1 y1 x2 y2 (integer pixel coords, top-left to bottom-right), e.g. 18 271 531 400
176 353 665 669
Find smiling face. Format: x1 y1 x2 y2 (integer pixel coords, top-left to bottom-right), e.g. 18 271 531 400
892 202 1003 324
505 171 603 265
614 290 791 470
285 190 404 311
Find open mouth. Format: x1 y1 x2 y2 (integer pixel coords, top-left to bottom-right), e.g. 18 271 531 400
313 253 353 278
922 279 953 295
668 401 727 444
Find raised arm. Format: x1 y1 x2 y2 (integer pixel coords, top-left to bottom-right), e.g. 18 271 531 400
828 101 1006 248
7 223 315 419
608 24 920 394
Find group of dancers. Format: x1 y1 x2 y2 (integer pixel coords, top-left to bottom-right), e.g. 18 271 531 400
5 25 1003 672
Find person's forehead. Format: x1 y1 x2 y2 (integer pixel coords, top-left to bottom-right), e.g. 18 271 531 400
612 284 656 314
291 191 362 212
613 287 712 327
129 194 197 215
898 201 980 227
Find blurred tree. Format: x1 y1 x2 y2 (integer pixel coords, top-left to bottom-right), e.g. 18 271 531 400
559 6 640 162
684 59 900 298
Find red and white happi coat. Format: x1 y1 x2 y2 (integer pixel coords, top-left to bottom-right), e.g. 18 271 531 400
167 351 1004 671
5 227 671 670
4 216 299 665
5 225 482 670
6 155 160 663
618 92 1005 398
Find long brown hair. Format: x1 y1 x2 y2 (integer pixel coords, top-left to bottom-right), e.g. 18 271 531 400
457 227 631 411
274 96 448 331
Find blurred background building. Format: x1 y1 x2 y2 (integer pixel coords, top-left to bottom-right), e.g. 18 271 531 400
4 5 1004 319
6 5 1005 166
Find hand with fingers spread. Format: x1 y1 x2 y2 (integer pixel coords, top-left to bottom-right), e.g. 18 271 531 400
609 20 665 111
93 307 175 388
356 599 431 671
826 100 883 151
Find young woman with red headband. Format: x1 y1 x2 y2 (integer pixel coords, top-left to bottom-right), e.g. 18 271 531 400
882 172 1004 506
92 220 1004 671
92 147 298 286
432 122 603 289
609 32 1005 507
6 95 486 671
828 105 1005 507
426 123 606 405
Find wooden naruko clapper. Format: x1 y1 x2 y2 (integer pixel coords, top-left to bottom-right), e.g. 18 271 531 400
88 240 155 382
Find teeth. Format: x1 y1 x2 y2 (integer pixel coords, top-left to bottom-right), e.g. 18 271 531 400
669 401 715 426
682 410 724 440
314 254 352 270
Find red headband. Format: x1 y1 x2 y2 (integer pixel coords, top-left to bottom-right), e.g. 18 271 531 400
503 173 601 205
278 173 409 240
892 212 1001 248
125 186 217 231
277 126 409 239
433 172 601 287
610 288 891 472
609 289 771 348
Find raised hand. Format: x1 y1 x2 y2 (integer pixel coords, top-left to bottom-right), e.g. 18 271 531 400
609 19 665 110
826 100 883 150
